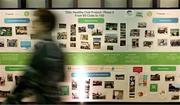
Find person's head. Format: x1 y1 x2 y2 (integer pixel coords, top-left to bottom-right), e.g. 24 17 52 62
32 9 56 37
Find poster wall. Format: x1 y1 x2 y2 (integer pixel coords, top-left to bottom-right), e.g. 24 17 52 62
0 9 180 102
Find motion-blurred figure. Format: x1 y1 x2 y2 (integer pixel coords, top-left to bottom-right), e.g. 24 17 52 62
2 9 65 104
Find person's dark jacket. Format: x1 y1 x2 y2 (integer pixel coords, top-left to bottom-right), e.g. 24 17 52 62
26 36 65 86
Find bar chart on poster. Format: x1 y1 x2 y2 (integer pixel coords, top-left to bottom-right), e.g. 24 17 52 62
0 9 180 102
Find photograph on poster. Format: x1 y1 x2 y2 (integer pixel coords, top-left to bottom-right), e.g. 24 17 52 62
0 76 5 86
15 76 23 85
132 38 139 48
171 95 179 100
59 43 66 48
169 84 180 92
165 74 175 81
0 91 10 98
86 79 90 84
59 86 69 96
158 27 168 34
150 84 158 92
70 37 76 41
72 80 77 90
170 39 180 46
107 45 113 50
93 92 106 99
120 40 126 46
159 90 165 96
72 93 79 99
158 39 167 46
7 39 18 47
143 41 153 48
92 29 103 36
70 43 76 47
85 93 90 99
78 26 86 33
138 75 147 86
7 73 13 82
138 22 147 28
80 34 88 40
136 12 143 17
104 81 114 88
145 30 155 37
151 74 160 81
93 81 102 86
88 24 94 29
80 41 90 50
170 29 179 36
105 34 118 43
93 38 101 49
70 24 76 36
113 90 123 99
129 76 135 98
130 29 140 37
57 32 67 40
120 32 126 38
138 91 144 97
85 79 90 99
0 39 4 47
129 85 135 93
129 94 135 98
59 23 66 28
120 23 126 31
0 27 12 36
106 23 118 31
15 26 27 35
115 74 125 80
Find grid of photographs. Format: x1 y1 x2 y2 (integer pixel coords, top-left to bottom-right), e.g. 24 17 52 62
70 24 77 48
0 25 30 49
120 23 126 46
53 21 180 51
69 65 180 101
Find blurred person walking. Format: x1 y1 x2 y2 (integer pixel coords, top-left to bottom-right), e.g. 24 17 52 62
2 9 65 104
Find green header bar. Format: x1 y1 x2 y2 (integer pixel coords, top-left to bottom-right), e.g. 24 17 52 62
0 52 31 65
5 66 26 71
78 18 104 23
65 52 180 65
151 66 176 71
0 52 180 65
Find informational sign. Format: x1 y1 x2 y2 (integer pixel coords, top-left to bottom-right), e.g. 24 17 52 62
0 9 180 102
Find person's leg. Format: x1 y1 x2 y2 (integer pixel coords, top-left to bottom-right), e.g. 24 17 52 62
35 86 61 104
2 82 26 104
2 76 32 104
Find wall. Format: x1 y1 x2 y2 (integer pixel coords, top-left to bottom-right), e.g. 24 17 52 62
0 0 18 8
0 0 179 8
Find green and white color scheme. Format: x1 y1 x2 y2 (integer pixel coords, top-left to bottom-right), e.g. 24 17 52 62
0 9 180 102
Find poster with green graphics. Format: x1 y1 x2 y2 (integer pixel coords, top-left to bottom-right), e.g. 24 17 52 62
0 10 180 102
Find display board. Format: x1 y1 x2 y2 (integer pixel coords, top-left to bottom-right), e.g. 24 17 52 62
0 9 180 102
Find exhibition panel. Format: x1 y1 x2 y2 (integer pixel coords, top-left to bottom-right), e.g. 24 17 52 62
0 9 180 102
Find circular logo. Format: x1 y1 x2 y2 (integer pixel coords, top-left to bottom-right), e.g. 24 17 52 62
147 11 153 17
24 11 29 16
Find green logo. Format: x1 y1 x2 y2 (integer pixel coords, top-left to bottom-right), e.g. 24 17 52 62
24 11 29 16
147 11 153 17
